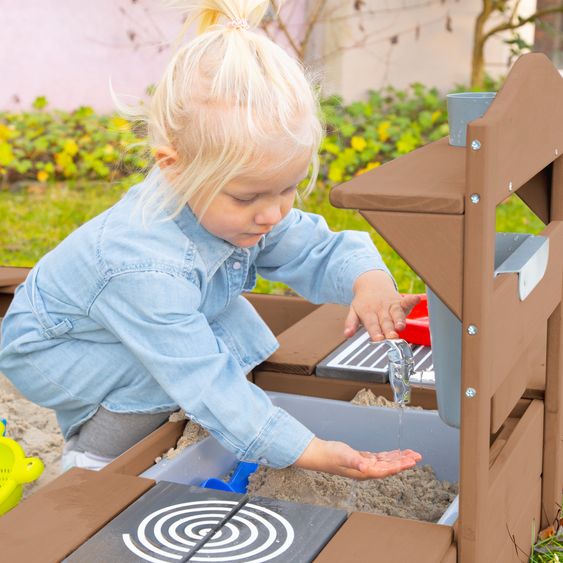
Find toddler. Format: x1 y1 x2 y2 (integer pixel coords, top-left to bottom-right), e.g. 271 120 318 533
0 0 421 477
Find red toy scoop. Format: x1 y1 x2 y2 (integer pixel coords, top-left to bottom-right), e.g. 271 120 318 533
397 294 431 346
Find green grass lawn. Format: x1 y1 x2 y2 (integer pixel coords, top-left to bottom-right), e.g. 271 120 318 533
0 179 544 296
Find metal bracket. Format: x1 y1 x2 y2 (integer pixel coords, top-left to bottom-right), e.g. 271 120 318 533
494 233 549 301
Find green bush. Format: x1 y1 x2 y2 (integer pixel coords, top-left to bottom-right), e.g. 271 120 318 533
0 83 541 296
0 98 148 186
319 84 449 186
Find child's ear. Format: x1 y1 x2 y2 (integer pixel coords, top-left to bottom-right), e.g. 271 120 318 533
155 146 178 169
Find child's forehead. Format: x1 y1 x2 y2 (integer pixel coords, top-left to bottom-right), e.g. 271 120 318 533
229 155 310 191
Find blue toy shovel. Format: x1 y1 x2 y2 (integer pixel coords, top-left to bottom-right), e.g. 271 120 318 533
200 461 258 493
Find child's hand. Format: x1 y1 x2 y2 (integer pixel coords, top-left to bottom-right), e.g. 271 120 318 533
294 437 422 480
345 270 421 342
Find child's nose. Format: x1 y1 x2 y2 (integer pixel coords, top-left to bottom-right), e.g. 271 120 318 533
255 202 282 226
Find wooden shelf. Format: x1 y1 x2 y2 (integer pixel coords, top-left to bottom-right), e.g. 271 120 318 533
330 137 466 215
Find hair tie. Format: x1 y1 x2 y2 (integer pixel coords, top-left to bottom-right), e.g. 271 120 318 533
227 17 250 30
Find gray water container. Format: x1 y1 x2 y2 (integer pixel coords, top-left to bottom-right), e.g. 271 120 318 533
142 391 460 524
428 232 549 429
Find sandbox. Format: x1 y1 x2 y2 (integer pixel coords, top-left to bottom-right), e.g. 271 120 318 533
142 392 460 525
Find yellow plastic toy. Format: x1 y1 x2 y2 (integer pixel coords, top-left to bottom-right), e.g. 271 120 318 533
0 420 44 516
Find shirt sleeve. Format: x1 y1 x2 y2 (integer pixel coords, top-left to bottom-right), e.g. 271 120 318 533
89 271 314 468
255 208 394 304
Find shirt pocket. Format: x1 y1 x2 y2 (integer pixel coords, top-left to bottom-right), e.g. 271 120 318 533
27 269 74 340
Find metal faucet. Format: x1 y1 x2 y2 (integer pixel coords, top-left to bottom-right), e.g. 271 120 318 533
383 339 414 405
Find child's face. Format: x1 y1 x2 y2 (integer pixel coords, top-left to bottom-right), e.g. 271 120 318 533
192 156 310 248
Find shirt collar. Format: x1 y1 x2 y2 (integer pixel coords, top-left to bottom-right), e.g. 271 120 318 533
142 168 247 277
174 204 239 276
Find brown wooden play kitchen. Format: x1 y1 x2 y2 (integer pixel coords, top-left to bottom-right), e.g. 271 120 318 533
0 53 561 562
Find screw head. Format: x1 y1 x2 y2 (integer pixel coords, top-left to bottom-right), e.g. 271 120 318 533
470 193 480 204
467 324 478 335
471 140 481 151
465 387 477 398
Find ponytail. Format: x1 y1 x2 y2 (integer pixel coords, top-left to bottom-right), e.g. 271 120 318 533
126 0 323 222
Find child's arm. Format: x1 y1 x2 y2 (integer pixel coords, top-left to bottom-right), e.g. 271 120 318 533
344 269 421 342
294 436 422 479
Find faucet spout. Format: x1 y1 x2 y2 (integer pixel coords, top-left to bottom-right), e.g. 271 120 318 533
383 339 414 405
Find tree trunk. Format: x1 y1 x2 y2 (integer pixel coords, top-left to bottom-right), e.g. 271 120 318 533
471 3 491 89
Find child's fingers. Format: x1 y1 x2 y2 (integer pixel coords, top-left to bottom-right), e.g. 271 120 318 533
389 302 407 331
378 311 398 339
364 314 384 341
344 307 360 338
400 294 421 316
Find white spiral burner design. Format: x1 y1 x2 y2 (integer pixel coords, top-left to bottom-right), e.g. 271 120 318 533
122 500 295 562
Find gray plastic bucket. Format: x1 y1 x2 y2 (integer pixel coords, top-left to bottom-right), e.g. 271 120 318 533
447 92 496 147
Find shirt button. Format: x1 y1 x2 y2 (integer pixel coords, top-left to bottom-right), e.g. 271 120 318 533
232 261 242 270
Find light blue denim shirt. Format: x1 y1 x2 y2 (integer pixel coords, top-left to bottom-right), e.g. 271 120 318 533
0 171 391 468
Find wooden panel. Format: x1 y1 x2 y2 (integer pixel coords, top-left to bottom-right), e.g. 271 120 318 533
361 211 463 318
543 304 563 527
0 266 30 288
489 221 563 398
440 544 457 563
481 401 543 561
0 468 154 563
492 477 542 563
0 292 13 316
260 303 348 375
330 137 466 215
253 370 438 410
466 53 563 209
315 512 453 563
490 328 547 433
542 153 563 527
458 96 499 563
243 293 319 336
102 419 185 476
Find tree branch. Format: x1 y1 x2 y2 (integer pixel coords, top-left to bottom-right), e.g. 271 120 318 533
300 0 327 57
269 0 302 59
483 5 563 42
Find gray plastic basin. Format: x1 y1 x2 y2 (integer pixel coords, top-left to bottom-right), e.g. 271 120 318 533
142 392 459 525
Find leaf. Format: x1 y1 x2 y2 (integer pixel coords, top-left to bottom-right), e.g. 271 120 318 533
0 142 15 166
32 96 48 110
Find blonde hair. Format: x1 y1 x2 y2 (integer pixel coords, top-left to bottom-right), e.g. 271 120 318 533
121 0 323 221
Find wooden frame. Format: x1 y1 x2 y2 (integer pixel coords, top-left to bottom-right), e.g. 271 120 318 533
0 53 561 562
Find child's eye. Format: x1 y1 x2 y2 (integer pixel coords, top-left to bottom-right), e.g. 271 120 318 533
231 194 257 204
283 185 297 195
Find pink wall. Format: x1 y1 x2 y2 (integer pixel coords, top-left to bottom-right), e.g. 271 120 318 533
1 0 184 112
0 0 305 113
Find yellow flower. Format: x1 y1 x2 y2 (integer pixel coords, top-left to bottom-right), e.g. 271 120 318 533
356 161 381 176
377 121 391 142
37 170 49 182
110 116 130 131
103 144 114 155
63 139 79 156
431 110 442 124
350 136 367 152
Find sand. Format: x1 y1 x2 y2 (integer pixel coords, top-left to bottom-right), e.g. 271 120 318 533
0 374 64 499
245 389 458 522
2 377 458 523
